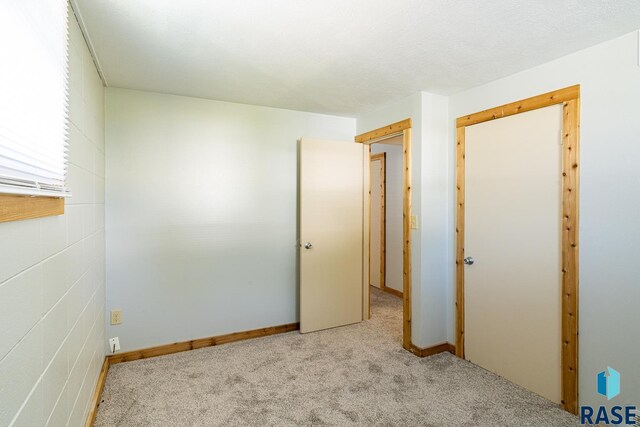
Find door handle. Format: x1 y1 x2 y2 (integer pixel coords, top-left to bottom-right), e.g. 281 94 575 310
304 242 313 249
464 256 474 265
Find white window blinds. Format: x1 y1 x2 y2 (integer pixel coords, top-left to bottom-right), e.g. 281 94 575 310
0 0 70 197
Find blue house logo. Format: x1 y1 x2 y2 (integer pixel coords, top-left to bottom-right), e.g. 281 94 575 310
581 367 636 425
598 367 621 400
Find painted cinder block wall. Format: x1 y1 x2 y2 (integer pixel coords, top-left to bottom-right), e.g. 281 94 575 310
0 8 105 426
2 14 630 424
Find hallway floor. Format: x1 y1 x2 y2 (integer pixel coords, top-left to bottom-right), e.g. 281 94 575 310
95 287 577 426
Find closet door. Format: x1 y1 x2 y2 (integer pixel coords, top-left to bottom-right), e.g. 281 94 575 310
464 105 563 404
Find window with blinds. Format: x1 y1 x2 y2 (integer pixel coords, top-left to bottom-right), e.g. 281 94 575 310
0 1 70 197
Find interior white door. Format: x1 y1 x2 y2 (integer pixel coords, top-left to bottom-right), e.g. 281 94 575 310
299 138 363 333
464 105 563 404
369 157 383 288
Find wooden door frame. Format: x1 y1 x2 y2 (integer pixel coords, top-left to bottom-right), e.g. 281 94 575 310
355 119 412 351
455 85 580 414
369 153 387 291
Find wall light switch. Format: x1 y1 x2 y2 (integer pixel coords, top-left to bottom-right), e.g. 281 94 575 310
109 337 121 353
411 215 418 229
110 309 122 325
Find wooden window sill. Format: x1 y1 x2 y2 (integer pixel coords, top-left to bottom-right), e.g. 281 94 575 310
0 194 64 223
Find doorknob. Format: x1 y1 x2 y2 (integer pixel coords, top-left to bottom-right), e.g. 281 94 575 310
464 256 474 265
304 242 313 249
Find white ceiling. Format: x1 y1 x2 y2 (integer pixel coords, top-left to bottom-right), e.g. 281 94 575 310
74 0 640 116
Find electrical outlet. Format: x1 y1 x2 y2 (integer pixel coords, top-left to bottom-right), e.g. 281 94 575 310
110 309 122 325
411 215 418 230
108 337 121 353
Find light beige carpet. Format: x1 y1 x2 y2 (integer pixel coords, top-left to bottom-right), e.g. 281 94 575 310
95 287 577 426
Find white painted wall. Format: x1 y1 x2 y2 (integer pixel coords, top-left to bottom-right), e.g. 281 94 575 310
419 93 450 348
448 30 640 407
371 143 403 293
356 92 450 348
0 8 105 427
105 88 355 352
